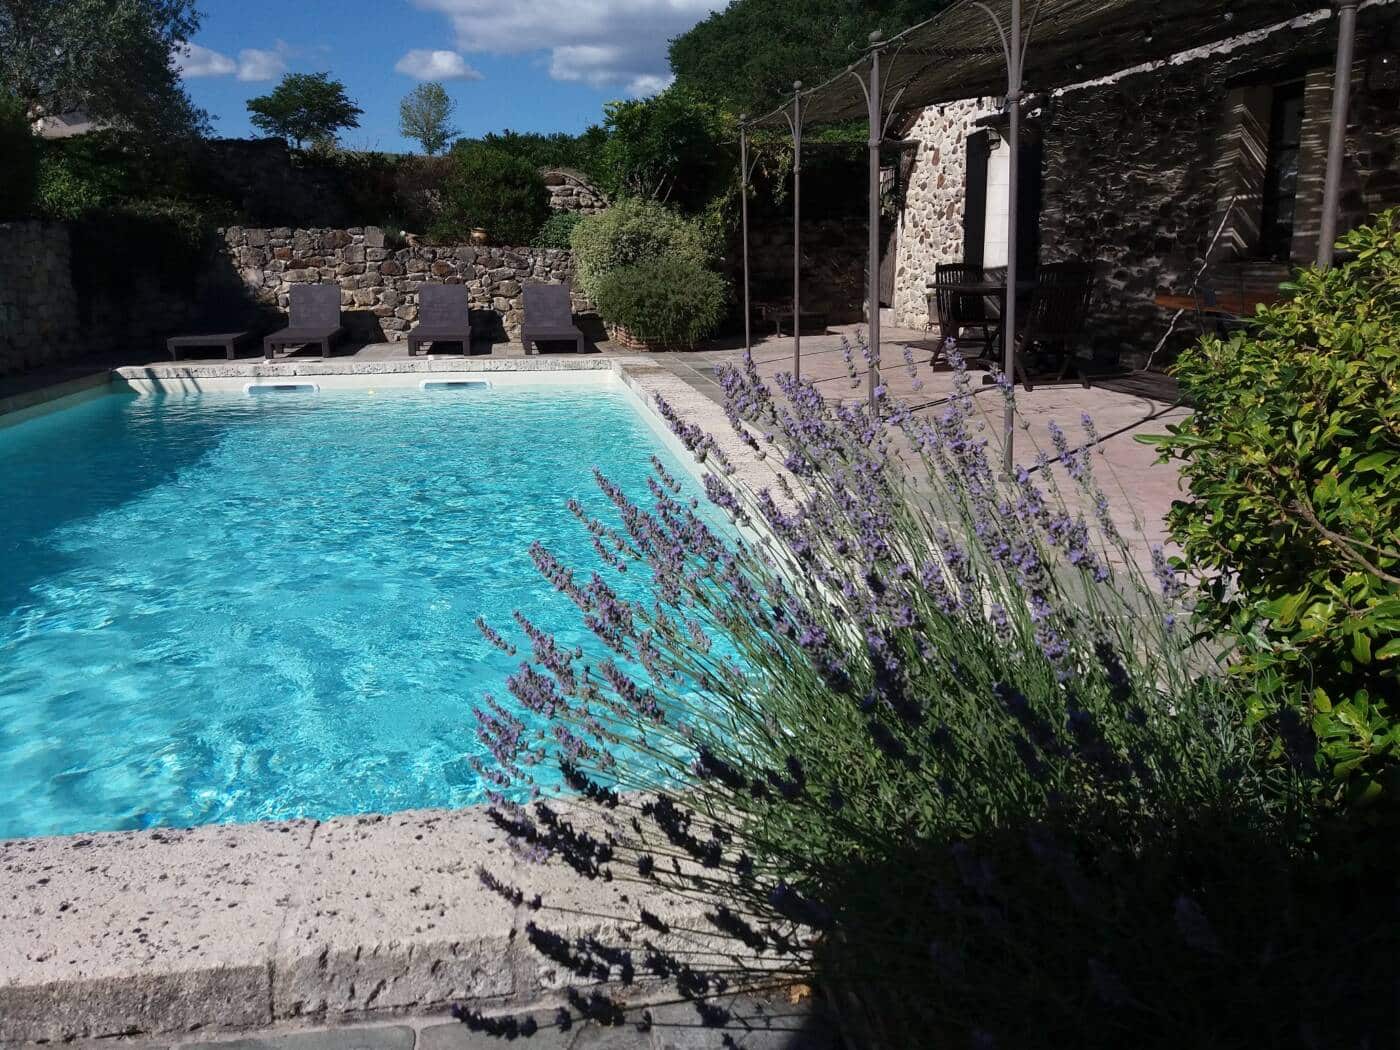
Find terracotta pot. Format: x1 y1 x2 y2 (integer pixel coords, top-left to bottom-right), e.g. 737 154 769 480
470 228 489 245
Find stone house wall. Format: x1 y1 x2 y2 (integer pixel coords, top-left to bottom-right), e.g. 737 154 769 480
892 99 997 328
226 226 582 341
893 11 1400 363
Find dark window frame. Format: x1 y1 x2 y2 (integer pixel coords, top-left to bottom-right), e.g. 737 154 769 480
1258 78 1306 262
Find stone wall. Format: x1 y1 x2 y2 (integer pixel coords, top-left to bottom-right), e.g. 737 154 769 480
226 226 581 341
542 169 608 215
894 11 1400 363
1039 28 1399 363
892 99 996 328
0 221 207 375
735 218 869 327
0 222 81 373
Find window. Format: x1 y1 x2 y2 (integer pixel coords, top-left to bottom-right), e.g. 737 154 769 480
1259 81 1305 261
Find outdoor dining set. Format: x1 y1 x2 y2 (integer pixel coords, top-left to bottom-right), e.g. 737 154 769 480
912 261 1096 389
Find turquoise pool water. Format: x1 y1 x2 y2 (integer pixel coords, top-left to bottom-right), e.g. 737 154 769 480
0 382 695 839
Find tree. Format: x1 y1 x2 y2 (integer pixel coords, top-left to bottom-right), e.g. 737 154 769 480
246 72 363 149
0 0 206 139
399 82 458 155
433 145 549 245
669 0 951 114
599 85 726 211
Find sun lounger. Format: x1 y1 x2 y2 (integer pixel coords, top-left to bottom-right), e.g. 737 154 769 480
263 285 344 360
520 283 584 355
407 284 471 356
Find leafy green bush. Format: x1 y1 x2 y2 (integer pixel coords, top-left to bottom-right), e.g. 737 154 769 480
1146 209 1400 803
533 211 583 249
432 144 549 246
569 197 716 300
591 252 726 348
0 93 38 220
598 84 727 211
34 154 112 219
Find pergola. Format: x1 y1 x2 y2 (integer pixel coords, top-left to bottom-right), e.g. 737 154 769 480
735 0 1388 469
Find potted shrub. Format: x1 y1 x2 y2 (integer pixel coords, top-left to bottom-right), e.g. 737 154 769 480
592 252 727 351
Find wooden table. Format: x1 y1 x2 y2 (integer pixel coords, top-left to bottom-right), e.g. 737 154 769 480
1154 290 1278 315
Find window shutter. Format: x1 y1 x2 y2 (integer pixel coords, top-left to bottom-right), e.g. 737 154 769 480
963 130 990 266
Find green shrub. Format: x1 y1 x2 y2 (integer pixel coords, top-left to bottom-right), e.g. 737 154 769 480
34 154 112 220
533 211 583 249
591 252 726 348
0 93 38 220
569 197 715 300
1146 209 1400 803
432 144 549 246
598 84 727 211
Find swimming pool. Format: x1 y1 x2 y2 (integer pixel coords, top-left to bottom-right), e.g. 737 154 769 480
0 377 699 839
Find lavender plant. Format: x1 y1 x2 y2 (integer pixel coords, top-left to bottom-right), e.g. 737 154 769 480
465 347 1383 1047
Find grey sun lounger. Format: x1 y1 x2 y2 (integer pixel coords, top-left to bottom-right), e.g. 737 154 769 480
407 284 471 356
167 330 252 361
263 285 345 360
520 282 584 355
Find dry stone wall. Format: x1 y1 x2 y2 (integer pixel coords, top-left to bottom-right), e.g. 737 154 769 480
892 99 996 328
0 222 81 374
542 169 608 215
226 227 582 341
0 221 204 375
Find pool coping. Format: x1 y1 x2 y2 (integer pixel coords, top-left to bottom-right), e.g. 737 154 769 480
0 355 780 1044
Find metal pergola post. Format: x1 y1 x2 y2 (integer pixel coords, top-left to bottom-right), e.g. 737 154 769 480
739 118 752 354
974 0 1026 474
866 39 883 411
1317 0 1360 269
782 83 805 379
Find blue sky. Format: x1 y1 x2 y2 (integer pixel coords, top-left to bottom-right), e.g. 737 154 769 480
177 0 728 151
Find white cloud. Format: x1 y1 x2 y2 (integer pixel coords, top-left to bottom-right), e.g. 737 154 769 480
175 41 237 78
173 40 293 82
411 0 725 95
394 49 485 81
236 47 290 82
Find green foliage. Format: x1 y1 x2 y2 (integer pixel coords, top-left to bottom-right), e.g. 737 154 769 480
0 0 206 139
0 92 38 219
568 197 717 301
669 0 951 113
455 127 609 184
433 144 549 246
532 211 583 250
592 253 727 348
247 72 363 149
598 85 727 211
399 82 458 156
1144 209 1400 803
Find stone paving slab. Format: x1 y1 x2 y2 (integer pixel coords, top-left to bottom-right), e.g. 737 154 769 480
0 821 315 1042
272 810 518 1022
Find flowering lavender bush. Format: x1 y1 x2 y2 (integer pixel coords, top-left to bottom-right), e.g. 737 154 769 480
466 346 1386 1047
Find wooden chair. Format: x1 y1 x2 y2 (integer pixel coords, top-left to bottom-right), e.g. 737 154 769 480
1015 262 1095 390
910 263 999 366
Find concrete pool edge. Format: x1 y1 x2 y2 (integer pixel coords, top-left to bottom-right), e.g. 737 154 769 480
0 355 773 1044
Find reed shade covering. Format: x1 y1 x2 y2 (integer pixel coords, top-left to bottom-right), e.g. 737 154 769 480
745 0 1328 129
